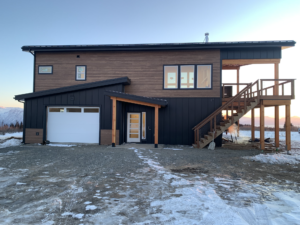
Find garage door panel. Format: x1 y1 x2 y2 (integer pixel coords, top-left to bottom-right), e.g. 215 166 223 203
47 107 100 144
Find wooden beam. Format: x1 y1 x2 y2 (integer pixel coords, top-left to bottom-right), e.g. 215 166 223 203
286 104 291 151
274 63 279 95
154 106 159 148
111 97 161 108
237 67 240 93
275 106 279 147
260 102 265 150
112 97 117 147
262 100 291 106
223 59 281 66
251 109 255 141
222 66 241 70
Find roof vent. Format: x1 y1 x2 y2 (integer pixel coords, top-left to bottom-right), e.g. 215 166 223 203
204 33 209 43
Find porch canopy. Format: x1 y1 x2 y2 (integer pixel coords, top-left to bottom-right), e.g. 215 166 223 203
104 91 168 148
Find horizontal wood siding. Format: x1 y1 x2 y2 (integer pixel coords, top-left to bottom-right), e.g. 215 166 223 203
35 50 221 97
24 84 124 144
25 128 43 144
221 47 281 59
101 130 119 145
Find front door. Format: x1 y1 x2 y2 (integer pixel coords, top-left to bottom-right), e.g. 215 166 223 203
127 113 140 142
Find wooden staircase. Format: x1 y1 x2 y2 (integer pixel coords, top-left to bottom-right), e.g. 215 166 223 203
193 80 260 149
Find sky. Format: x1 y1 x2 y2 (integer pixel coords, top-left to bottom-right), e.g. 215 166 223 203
0 0 299 119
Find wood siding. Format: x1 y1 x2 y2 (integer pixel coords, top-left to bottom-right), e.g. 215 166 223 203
101 129 119 145
35 50 221 97
25 128 43 144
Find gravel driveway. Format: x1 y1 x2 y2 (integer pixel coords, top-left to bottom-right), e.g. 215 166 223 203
0 144 299 224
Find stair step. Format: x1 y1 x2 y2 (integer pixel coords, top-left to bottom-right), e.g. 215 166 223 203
204 135 211 140
220 122 228 126
200 138 206 143
208 132 214 137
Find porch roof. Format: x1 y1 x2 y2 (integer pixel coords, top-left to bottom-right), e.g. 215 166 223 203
104 91 168 107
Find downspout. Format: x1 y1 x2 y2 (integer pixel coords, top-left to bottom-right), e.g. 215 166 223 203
29 49 35 92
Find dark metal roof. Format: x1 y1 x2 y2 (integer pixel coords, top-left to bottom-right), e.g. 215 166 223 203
105 91 168 106
22 40 296 52
14 77 131 100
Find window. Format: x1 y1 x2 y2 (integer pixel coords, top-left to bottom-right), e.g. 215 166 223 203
38 66 53 74
76 66 86 81
66 108 81 113
142 112 146 139
164 66 178 89
180 65 194 89
197 65 212 89
84 108 99 113
49 108 64 112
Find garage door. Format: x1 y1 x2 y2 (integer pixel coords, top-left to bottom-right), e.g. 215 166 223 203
47 107 100 144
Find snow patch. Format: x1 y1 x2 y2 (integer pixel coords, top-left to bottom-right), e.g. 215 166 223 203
244 150 300 164
0 132 23 140
0 139 22 148
163 148 183 150
84 201 92 205
48 144 76 147
16 182 26 185
86 205 97 210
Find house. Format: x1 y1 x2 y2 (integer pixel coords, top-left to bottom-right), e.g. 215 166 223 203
14 40 296 150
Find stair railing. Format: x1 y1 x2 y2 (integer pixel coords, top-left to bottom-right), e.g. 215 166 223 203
193 80 260 147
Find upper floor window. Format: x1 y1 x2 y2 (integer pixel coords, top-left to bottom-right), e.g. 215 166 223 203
76 65 86 81
164 64 212 89
164 66 178 89
38 66 53 74
197 65 212 89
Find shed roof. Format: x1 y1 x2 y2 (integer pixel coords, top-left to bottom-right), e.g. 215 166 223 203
22 40 296 53
14 77 130 101
105 91 168 106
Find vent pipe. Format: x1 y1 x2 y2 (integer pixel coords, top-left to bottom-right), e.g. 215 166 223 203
205 33 209 43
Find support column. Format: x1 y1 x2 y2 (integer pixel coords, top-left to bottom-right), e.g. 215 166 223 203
274 63 279 95
275 106 279 147
154 106 159 148
237 120 240 137
260 102 265 150
286 104 291 151
251 108 255 141
112 97 117 147
237 67 240 137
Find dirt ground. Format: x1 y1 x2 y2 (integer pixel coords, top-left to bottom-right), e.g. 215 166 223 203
0 143 299 224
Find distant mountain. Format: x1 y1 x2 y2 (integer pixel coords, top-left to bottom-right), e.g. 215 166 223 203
239 116 300 127
0 107 23 126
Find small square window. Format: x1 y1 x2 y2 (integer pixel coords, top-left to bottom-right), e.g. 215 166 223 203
76 66 86 81
49 108 64 112
197 65 212 89
38 66 53 74
67 108 81 113
164 66 178 89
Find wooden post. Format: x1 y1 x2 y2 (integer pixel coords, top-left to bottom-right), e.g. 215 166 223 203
286 104 291 151
260 102 265 150
112 97 117 147
237 120 240 137
154 106 159 148
275 106 279 147
274 63 279 95
237 67 240 137
251 109 255 141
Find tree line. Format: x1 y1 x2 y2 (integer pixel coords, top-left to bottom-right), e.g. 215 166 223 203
0 121 23 131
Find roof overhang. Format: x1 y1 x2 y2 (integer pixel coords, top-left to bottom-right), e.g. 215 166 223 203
14 77 131 101
222 58 281 69
105 91 168 107
21 40 296 53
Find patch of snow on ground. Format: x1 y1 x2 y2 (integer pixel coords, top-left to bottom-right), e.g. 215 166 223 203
16 182 26 185
0 132 22 140
0 167 5 171
0 139 22 148
244 150 300 164
163 148 183 150
86 205 97 210
48 144 76 147
84 201 92 204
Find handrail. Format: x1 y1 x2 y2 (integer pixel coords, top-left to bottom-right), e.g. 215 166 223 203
193 80 258 131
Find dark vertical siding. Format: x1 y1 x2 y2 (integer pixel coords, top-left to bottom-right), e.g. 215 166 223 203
221 47 281 59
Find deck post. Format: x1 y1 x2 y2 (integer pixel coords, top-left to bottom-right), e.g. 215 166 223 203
154 106 159 148
112 97 117 147
251 109 255 141
286 104 291 151
275 106 279 147
274 63 279 95
237 67 240 137
260 102 265 150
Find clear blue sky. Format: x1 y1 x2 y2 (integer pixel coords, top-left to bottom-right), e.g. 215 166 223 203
0 0 299 117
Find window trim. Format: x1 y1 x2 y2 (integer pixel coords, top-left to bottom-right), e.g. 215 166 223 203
163 64 213 90
75 65 87 81
38 65 53 74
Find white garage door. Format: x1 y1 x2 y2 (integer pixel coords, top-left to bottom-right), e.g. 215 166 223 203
47 107 100 144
